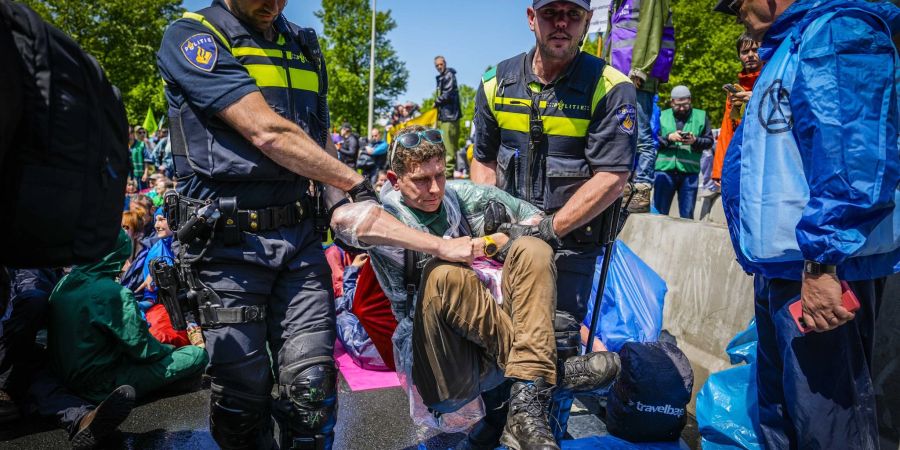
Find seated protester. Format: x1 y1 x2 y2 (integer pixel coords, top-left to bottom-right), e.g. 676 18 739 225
1 268 137 448
138 209 203 348
47 230 208 403
374 170 389 195
331 125 621 449
146 178 173 208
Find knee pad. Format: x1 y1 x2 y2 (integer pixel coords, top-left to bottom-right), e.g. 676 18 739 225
209 382 272 450
274 357 338 439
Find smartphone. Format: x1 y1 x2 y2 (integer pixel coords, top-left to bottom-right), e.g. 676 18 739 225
789 281 861 333
723 83 740 94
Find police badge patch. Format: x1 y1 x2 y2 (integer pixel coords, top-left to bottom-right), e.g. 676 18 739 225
181 33 218 72
617 104 637 135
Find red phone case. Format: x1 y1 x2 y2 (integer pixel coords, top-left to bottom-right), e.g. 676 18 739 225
789 281 860 333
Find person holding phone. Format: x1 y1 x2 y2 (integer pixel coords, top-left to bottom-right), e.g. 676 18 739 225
653 85 713 219
714 0 900 448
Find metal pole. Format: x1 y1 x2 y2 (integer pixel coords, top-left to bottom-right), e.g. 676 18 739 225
366 0 377 136
585 198 623 354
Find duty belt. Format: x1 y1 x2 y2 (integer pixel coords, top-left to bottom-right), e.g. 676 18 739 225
178 199 309 233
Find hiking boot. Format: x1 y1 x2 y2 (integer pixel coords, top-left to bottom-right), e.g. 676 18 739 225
626 183 652 213
559 351 621 392
499 378 558 450
69 385 135 449
0 390 20 424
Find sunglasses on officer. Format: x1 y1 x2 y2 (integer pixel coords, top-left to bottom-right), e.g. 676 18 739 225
394 128 443 149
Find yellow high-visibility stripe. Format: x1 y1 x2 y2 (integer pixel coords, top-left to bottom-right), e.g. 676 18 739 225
591 65 632 115
495 111 530 134
495 97 531 108
181 12 231 51
484 77 499 116
232 47 308 63
543 116 589 137
495 111 590 138
244 64 319 93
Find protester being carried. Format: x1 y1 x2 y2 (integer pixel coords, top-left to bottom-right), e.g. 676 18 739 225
47 230 208 403
331 125 621 450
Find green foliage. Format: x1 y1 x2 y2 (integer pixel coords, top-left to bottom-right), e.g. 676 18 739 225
662 0 746 125
316 0 409 133
20 0 181 124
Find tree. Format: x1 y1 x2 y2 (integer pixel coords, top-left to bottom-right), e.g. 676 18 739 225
20 0 181 124
662 0 745 125
316 0 408 134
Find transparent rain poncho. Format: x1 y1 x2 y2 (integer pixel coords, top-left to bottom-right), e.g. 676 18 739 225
331 180 543 431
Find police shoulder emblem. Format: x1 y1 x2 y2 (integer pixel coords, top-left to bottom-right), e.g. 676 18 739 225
616 104 636 135
181 33 218 72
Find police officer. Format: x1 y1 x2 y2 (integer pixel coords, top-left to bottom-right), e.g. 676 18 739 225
156 1 375 449
470 0 637 445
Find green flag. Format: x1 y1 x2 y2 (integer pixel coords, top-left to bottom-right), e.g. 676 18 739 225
142 106 158 135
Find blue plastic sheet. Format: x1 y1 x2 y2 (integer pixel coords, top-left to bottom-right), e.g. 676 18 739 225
696 321 762 450
562 435 681 450
583 240 667 352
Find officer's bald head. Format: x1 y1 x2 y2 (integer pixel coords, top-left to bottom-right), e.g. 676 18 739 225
225 0 288 34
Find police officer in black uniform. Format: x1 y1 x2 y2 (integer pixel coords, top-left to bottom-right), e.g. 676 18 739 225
157 1 375 449
470 0 637 446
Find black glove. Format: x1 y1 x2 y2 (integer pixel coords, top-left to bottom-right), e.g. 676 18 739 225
483 200 510 235
347 179 378 204
497 216 561 247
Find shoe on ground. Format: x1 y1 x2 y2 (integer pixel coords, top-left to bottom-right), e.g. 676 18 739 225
0 390 20 424
626 183 652 213
69 385 135 449
559 351 621 392
499 378 558 450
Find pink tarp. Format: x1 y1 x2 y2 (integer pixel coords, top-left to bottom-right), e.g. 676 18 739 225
335 340 401 391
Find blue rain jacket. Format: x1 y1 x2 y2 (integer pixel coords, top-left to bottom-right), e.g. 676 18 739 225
721 0 900 281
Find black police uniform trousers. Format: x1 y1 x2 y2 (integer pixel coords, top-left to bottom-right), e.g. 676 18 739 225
188 220 336 444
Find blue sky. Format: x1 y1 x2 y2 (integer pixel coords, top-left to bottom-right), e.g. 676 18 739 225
181 0 540 104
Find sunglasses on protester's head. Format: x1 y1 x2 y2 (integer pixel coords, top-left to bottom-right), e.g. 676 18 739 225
394 129 443 149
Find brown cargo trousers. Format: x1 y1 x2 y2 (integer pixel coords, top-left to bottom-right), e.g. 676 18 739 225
411 236 558 409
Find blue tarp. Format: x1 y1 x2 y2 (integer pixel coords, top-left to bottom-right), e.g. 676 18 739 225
696 321 762 450
584 240 668 352
562 435 681 450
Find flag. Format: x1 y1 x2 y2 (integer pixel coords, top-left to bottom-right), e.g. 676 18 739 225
142 106 158 135
386 108 438 145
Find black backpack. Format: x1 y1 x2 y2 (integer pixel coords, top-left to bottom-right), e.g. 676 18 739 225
606 342 694 442
0 0 128 267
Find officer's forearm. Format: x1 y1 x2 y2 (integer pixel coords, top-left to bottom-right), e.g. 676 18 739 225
470 159 497 185
218 92 363 192
552 171 628 237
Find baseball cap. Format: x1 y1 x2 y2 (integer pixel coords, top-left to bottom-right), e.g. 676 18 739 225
671 85 691 99
713 0 738 15
533 0 591 11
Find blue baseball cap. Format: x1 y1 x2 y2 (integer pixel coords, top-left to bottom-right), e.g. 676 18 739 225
533 0 591 11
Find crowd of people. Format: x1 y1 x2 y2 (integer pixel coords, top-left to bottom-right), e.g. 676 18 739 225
1 0 898 449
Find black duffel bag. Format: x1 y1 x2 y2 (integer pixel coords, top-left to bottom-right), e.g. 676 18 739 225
607 342 694 442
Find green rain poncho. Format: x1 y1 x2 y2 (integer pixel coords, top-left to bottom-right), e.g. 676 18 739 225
48 230 207 403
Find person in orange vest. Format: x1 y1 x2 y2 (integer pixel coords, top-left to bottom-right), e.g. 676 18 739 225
701 34 762 221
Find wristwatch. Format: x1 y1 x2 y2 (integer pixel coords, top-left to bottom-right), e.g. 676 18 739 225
483 235 499 258
803 260 836 275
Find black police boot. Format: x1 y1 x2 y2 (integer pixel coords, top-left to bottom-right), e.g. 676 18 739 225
499 378 558 450
558 351 621 392
69 385 136 449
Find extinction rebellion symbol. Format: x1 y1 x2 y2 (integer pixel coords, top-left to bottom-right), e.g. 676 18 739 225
758 79 793 134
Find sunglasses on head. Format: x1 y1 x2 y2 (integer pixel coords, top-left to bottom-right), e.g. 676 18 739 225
394 129 443 149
